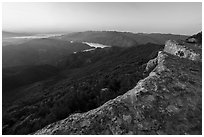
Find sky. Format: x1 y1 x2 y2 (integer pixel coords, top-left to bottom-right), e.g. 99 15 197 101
2 2 202 35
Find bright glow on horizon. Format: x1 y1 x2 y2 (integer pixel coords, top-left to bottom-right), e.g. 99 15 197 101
2 2 202 35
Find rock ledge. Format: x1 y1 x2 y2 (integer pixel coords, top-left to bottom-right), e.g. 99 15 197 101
34 40 202 135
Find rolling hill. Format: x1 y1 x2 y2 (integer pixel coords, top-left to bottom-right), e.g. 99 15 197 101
2 38 92 68
2 31 33 38
55 31 188 47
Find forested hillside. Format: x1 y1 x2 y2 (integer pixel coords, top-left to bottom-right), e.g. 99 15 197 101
3 43 164 135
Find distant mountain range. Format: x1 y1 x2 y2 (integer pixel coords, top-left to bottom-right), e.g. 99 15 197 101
2 31 33 38
2 31 188 68
55 31 188 47
2 31 35 46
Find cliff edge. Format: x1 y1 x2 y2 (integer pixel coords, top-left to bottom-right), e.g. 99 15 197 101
34 39 202 135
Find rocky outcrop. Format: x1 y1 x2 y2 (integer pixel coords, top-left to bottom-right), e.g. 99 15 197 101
34 40 202 135
164 40 201 62
186 32 202 45
144 57 158 73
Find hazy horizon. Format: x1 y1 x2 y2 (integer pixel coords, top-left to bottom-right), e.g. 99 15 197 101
3 2 202 35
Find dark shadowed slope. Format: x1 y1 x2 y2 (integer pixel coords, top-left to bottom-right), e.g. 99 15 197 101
3 65 59 91
3 43 163 135
2 38 91 68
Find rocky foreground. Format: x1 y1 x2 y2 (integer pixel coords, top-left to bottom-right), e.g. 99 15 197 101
34 40 202 135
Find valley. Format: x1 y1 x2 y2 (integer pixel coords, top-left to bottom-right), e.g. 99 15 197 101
2 2 202 135
2 31 201 135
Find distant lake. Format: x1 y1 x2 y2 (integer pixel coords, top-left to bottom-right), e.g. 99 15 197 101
73 42 111 54
82 42 111 48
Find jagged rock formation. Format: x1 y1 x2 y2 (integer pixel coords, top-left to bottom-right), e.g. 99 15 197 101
165 40 201 62
186 32 202 45
34 40 202 135
144 57 158 73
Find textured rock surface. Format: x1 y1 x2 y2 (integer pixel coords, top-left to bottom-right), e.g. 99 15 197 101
34 40 202 135
164 40 201 62
144 57 158 73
